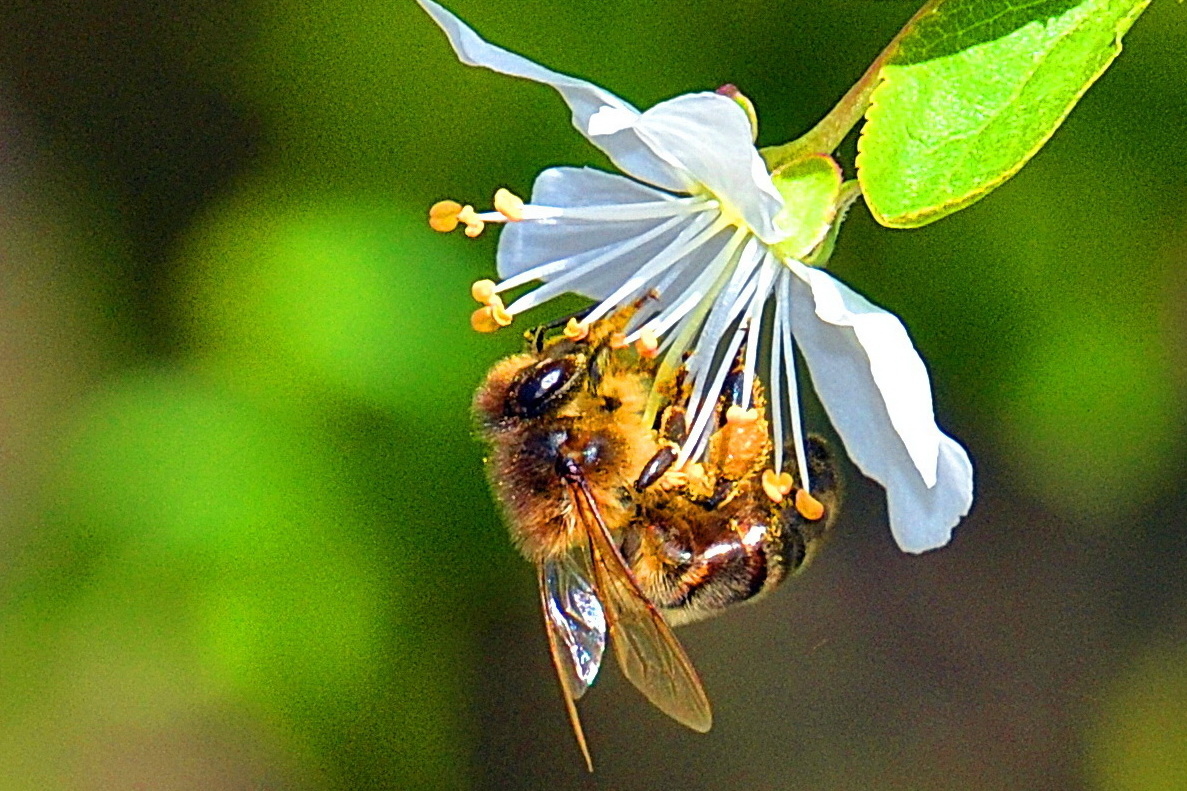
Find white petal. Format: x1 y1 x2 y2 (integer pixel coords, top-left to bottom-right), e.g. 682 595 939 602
418 0 687 192
587 106 638 136
884 435 974 553
786 264 973 551
789 264 941 482
498 168 695 298
633 93 786 243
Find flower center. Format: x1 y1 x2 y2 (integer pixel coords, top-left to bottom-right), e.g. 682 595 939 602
709 194 747 232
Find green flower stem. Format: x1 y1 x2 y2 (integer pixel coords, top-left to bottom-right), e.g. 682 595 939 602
761 0 945 170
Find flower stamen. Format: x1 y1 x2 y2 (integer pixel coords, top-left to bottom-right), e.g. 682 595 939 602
635 328 659 359
429 200 463 233
761 469 794 503
470 302 513 333
428 200 489 236
471 279 498 304
457 205 485 237
493 188 525 221
795 489 825 521
563 318 589 341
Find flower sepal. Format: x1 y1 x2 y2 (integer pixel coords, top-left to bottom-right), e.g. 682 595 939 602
801 180 863 268
769 154 843 263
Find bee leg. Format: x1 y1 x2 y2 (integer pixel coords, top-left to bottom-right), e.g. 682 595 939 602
692 478 735 511
718 368 746 427
659 406 687 444
587 345 607 395
714 334 756 419
800 434 842 514
582 290 660 348
774 505 830 580
685 332 768 508
635 445 678 491
637 405 690 492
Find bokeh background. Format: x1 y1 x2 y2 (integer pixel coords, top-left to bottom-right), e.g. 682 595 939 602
0 0 1183 789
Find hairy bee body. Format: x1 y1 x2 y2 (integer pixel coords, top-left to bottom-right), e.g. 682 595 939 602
472 307 840 768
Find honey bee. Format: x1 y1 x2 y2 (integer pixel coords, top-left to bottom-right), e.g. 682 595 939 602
473 306 839 770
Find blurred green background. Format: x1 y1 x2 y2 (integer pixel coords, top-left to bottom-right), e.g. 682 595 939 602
0 1 1183 789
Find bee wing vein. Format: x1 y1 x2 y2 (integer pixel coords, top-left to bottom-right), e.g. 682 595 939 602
568 478 713 733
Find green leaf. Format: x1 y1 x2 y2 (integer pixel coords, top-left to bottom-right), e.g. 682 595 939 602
858 0 1151 228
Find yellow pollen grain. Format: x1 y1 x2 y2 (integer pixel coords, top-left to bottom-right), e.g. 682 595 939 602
493 188 525 221
795 489 825 521
609 332 629 349
682 462 709 490
471 279 498 304
563 318 589 341
428 200 462 233
726 405 758 425
761 469 793 503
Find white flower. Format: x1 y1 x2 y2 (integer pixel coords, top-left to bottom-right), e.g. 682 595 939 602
420 0 973 552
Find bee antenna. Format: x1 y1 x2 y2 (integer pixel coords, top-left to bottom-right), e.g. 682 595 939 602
525 305 599 353
523 325 547 354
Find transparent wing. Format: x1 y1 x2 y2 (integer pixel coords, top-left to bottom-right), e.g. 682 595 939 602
539 548 606 772
568 479 713 732
541 549 607 700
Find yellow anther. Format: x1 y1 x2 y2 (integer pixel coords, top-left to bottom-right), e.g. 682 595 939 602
429 200 463 233
471 279 498 304
795 489 825 521
470 304 514 334
493 188 525 221
471 307 498 333
456 205 485 237
491 303 513 326
761 469 794 503
635 328 660 359
609 332 630 349
726 405 759 425
563 318 589 341
486 293 509 314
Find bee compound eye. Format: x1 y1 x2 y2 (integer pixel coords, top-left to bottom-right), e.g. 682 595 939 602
508 357 582 418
